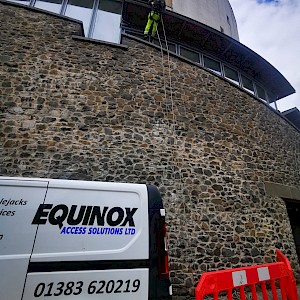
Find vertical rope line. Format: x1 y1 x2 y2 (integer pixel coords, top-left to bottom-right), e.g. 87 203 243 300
158 18 177 191
161 16 186 196
156 25 169 187
161 17 175 131
160 13 198 289
157 33 168 108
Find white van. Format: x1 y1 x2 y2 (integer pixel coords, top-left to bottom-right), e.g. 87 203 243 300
0 177 172 300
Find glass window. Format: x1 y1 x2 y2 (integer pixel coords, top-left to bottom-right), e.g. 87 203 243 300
241 75 254 93
269 102 277 110
98 0 122 13
256 84 267 100
180 47 199 63
227 15 231 26
224 65 239 84
34 0 63 14
125 29 145 39
65 0 94 36
92 0 122 43
203 56 221 75
153 40 176 53
167 43 176 53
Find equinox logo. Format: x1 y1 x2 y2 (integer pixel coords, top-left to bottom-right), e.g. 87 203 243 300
32 204 138 229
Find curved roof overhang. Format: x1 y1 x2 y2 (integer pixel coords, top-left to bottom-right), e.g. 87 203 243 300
122 0 295 102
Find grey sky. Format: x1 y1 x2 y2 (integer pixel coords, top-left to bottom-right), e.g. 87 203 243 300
229 0 300 112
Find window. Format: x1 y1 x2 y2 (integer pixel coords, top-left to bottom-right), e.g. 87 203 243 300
227 15 230 25
98 0 122 15
241 75 254 93
92 0 122 43
153 40 176 53
34 0 63 14
180 47 199 63
124 29 145 40
269 102 278 110
227 15 232 36
224 65 239 84
65 0 94 36
203 56 221 75
255 84 267 100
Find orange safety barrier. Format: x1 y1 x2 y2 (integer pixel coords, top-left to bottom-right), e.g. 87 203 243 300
195 249 299 300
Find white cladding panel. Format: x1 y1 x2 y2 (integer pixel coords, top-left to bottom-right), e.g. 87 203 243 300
171 0 239 40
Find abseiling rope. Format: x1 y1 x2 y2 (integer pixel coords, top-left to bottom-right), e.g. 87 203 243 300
157 17 187 204
159 16 199 288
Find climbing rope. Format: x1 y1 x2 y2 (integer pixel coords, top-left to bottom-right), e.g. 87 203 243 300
161 16 186 198
156 19 178 191
158 15 199 288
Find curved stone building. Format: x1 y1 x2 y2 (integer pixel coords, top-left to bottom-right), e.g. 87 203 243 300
170 0 239 40
0 1 300 299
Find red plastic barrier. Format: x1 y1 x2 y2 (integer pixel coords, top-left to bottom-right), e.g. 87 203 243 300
195 249 299 300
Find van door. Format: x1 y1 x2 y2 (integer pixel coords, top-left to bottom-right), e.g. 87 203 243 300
147 185 171 299
23 180 150 300
0 178 49 300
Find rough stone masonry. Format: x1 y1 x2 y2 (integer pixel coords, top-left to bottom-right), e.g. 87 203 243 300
0 2 300 299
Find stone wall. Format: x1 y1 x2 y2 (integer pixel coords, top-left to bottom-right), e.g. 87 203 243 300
1 2 300 299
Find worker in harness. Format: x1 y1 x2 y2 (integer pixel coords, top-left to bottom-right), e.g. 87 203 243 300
144 0 166 41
